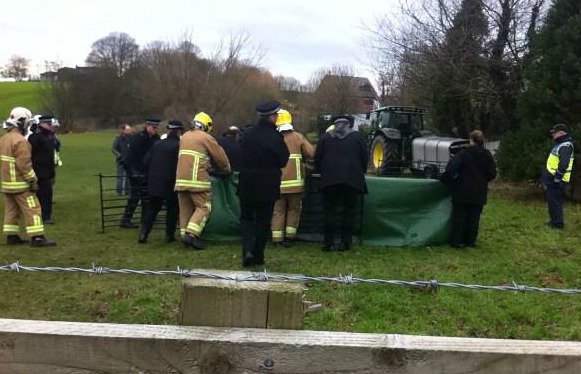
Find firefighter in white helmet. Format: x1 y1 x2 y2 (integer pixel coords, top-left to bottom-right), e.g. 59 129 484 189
175 112 231 249
271 109 314 247
0 107 56 246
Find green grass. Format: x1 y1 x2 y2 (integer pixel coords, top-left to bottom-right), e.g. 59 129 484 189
0 129 580 340
0 81 42 118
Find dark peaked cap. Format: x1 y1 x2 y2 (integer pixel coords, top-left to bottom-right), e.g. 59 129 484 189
167 120 183 130
550 124 568 133
38 115 55 122
332 115 354 125
145 117 161 126
255 99 280 116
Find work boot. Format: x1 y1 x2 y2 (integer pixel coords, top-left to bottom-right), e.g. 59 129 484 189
283 238 295 248
242 252 255 267
271 241 285 248
164 235 176 244
119 221 138 229
30 235 56 247
182 233 206 250
6 235 25 245
138 227 148 244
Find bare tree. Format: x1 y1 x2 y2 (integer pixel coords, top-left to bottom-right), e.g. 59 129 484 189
4 55 30 81
86 32 140 77
274 75 304 91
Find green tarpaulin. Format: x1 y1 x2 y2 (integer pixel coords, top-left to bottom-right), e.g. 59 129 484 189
203 174 452 246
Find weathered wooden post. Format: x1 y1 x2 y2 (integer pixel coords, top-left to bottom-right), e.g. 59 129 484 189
179 269 305 329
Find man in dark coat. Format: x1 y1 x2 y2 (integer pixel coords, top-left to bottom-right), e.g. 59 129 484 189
138 120 183 244
314 115 369 252
119 118 161 228
238 100 290 266
28 116 58 223
216 126 242 172
440 130 497 247
111 124 132 196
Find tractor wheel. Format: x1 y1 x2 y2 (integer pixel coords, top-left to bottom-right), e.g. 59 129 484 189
370 135 400 176
423 164 439 179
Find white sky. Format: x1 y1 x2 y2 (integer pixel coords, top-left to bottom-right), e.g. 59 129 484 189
0 0 397 84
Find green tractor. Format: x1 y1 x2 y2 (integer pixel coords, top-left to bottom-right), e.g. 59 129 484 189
367 106 428 175
366 106 470 177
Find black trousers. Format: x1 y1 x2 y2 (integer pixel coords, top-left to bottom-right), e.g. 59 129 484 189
449 203 483 247
545 181 565 228
36 178 53 221
142 194 178 237
240 197 276 264
322 184 358 247
121 176 149 224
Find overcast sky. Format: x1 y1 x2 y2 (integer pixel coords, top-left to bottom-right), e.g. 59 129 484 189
1 0 397 84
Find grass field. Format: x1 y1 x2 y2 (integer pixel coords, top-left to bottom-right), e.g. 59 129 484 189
0 81 42 119
0 129 580 341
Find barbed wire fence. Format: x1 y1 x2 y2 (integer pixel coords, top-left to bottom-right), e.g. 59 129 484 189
1 262 580 295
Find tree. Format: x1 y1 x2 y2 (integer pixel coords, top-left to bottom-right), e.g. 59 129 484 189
274 75 304 92
4 55 29 81
497 0 581 181
86 32 140 77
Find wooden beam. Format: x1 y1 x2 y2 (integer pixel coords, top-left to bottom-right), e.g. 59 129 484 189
0 318 580 373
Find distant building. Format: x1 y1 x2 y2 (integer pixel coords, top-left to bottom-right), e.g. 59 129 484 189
40 71 58 81
315 75 379 113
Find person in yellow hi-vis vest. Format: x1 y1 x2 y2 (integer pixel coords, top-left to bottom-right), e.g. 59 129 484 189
271 109 314 247
542 123 574 229
0 107 55 247
175 112 231 250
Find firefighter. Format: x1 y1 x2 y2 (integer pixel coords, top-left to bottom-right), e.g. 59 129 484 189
139 120 184 244
176 112 231 249
119 118 161 228
0 107 55 247
542 124 574 229
238 100 289 266
271 109 314 247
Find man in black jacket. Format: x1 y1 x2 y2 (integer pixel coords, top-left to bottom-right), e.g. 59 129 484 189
314 115 369 252
238 100 289 266
440 130 497 247
216 126 242 172
138 120 183 244
119 118 161 228
111 124 132 196
28 116 58 223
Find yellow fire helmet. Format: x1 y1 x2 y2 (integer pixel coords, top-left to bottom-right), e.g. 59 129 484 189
192 112 213 132
275 109 292 127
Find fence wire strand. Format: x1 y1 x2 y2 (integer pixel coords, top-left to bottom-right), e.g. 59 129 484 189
2 262 581 294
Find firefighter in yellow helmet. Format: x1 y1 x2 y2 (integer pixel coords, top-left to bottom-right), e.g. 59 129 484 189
270 109 314 247
0 107 56 246
175 111 231 249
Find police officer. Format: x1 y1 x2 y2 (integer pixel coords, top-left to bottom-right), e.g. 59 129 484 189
28 115 58 224
271 109 314 247
314 115 368 252
542 123 574 229
176 112 231 250
0 107 55 246
238 100 290 266
139 120 184 244
120 118 161 228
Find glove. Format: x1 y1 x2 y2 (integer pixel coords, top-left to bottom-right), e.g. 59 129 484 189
30 180 38 191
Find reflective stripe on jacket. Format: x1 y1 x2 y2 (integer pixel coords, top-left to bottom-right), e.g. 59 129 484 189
546 141 574 182
175 129 231 192
0 128 37 193
280 131 315 194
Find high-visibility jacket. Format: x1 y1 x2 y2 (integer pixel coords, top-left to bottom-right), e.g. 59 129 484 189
280 131 314 194
0 127 37 193
546 141 574 182
175 129 231 192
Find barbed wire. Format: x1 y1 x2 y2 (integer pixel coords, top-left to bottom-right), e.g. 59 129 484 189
1 262 580 294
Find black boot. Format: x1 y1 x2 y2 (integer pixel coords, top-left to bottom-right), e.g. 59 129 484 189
138 227 148 244
242 252 255 267
119 220 138 229
30 235 56 247
182 233 205 250
164 235 176 244
6 235 25 245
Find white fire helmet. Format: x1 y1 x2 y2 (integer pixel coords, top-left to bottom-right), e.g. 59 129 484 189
3 107 32 129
